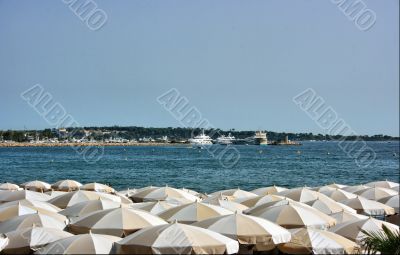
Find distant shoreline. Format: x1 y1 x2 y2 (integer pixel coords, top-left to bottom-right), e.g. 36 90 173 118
0 140 397 148
0 142 187 147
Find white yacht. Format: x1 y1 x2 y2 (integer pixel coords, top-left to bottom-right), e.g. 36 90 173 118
188 130 213 145
254 131 268 145
216 133 235 145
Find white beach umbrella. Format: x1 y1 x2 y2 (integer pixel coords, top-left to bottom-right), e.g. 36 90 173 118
0 213 67 233
340 196 395 216
3 226 73 254
45 191 67 199
117 188 137 197
244 198 302 215
0 202 65 223
81 182 115 193
305 197 357 215
324 183 348 189
0 183 21 191
129 201 178 215
0 190 50 203
378 195 399 214
278 227 359 254
20 181 51 192
157 202 233 224
342 185 370 194
48 190 122 209
330 217 399 243
329 210 368 224
250 186 288 196
354 187 398 201
193 212 291 250
202 194 249 212
35 233 121 254
208 188 258 200
68 207 167 237
391 186 399 192
319 188 357 202
211 199 249 213
239 194 289 208
130 186 199 203
0 234 8 252
181 187 207 199
114 193 133 205
0 199 61 213
277 187 327 203
365 180 399 189
59 199 122 218
51 180 82 192
247 200 336 229
0 203 36 222
114 221 239 254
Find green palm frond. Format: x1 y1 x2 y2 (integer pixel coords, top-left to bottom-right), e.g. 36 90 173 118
361 224 400 255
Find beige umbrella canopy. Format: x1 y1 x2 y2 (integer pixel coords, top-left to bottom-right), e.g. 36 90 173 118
114 221 239 254
331 217 400 243
209 199 249 213
48 190 122 209
114 193 133 205
181 187 208 199
35 233 121 254
0 202 66 223
202 194 249 212
51 180 82 192
158 202 233 224
305 197 357 215
60 199 122 219
45 191 67 199
365 180 399 189
129 201 178 215
0 183 21 191
0 190 50 203
342 185 370 194
329 210 368 224
244 198 296 215
323 183 348 189
0 234 8 252
193 212 291 250
3 226 73 254
20 181 51 192
354 187 398 201
247 200 336 229
130 186 199 203
391 186 399 192
0 213 67 233
278 227 359 254
208 188 258 200
0 199 61 213
340 196 395 216
117 188 137 198
0 203 37 222
277 187 327 203
378 195 399 214
68 207 167 237
81 183 115 193
250 186 288 196
319 188 357 202
239 195 291 208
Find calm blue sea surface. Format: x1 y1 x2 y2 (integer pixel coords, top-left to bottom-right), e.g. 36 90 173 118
0 141 398 193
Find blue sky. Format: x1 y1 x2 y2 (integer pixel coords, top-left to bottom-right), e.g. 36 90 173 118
0 0 398 135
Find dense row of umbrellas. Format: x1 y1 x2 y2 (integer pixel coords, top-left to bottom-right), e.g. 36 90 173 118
0 180 398 254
